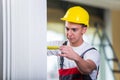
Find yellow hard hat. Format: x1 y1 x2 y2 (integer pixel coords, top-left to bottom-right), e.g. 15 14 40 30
61 6 89 27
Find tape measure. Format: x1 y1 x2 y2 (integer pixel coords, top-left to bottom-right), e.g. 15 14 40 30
47 46 59 50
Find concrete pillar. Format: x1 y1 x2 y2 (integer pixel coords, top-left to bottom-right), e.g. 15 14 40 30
111 10 120 80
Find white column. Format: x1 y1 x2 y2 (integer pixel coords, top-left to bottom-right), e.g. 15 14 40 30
0 0 3 79
3 0 47 80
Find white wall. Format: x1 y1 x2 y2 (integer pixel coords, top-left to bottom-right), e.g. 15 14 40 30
0 0 3 79
3 0 47 80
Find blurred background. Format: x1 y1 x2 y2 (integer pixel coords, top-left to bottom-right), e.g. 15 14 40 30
47 0 120 80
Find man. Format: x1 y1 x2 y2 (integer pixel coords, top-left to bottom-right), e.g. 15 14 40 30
47 6 100 80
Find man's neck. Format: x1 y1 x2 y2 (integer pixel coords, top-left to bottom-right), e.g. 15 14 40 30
70 39 84 47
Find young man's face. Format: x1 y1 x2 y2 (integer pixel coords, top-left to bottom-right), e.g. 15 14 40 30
65 21 87 46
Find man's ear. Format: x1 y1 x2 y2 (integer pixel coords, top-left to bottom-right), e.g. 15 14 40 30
82 27 87 34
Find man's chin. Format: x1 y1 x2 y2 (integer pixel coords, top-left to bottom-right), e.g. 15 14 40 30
68 40 75 43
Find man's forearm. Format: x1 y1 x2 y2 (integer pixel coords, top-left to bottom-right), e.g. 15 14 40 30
74 55 96 74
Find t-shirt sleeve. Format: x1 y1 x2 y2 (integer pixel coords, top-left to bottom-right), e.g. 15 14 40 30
84 50 100 69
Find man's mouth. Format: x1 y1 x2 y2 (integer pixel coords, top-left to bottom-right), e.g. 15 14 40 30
68 38 73 41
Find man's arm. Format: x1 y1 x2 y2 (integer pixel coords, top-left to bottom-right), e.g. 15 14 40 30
74 55 97 74
59 45 97 74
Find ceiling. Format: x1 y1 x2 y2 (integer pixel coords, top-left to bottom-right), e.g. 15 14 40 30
47 0 105 20
65 0 120 10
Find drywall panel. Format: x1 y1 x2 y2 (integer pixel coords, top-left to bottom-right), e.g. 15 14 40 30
3 0 47 80
0 0 3 79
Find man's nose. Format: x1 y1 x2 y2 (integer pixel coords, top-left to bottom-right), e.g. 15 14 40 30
67 30 72 36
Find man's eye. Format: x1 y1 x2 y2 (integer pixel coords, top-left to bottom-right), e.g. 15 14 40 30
72 28 77 32
66 28 69 31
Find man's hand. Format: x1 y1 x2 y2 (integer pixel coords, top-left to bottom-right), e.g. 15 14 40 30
59 45 79 60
